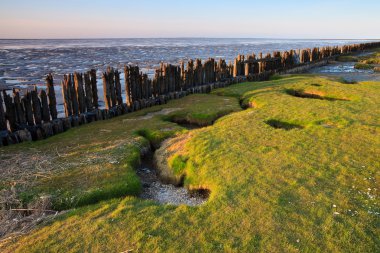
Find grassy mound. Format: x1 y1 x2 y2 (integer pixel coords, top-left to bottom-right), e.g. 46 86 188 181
0 94 241 210
2 75 380 252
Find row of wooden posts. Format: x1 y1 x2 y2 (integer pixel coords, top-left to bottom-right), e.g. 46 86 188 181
1 41 380 146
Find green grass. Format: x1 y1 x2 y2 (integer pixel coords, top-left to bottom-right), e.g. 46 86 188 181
2 75 380 252
354 63 374 70
0 94 241 210
361 52 380 64
353 51 380 70
336 55 359 62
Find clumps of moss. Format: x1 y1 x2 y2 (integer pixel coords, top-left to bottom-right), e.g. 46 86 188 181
354 63 374 70
336 55 358 62
354 52 380 69
154 133 192 186
135 128 175 149
169 154 188 176
361 53 380 64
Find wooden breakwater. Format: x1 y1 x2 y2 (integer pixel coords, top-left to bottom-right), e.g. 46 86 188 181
1 41 379 146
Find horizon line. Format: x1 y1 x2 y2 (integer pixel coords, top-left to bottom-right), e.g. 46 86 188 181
0 37 379 41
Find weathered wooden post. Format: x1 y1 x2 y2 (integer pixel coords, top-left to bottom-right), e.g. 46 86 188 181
195 59 203 85
40 90 50 122
188 60 194 87
90 69 98 109
153 69 159 96
244 62 250 77
68 74 79 116
115 69 123 106
102 72 110 110
61 74 72 117
107 67 116 108
102 68 117 110
3 91 17 131
84 72 94 110
46 74 57 120
124 65 132 106
74 72 86 114
31 86 42 125
22 92 34 126
13 89 26 127
0 92 7 131
233 57 239 77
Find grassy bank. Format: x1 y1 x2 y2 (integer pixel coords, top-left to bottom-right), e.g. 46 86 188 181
2 75 380 252
353 51 380 70
0 94 241 210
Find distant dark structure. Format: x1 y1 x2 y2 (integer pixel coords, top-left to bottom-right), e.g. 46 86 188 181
1 41 379 146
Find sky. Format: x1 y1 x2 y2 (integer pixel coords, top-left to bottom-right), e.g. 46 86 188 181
0 0 379 39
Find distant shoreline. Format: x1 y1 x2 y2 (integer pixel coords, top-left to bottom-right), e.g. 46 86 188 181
0 37 380 41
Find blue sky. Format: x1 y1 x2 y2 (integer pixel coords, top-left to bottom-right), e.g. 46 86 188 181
0 0 379 39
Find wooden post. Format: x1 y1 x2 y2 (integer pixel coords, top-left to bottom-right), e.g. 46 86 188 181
67 74 79 116
61 75 72 117
106 67 116 108
180 61 185 90
31 86 42 125
84 71 94 110
102 71 111 110
46 74 57 120
3 91 16 131
22 92 34 126
115 69 123 105
0 92 7 131
13 89 26 126
244 63 250 77
124 65 132 106
153 69 159 97
130 66 136 102
90 69 98 109
74 72 86 114
40 89 50 122
233 58 238 77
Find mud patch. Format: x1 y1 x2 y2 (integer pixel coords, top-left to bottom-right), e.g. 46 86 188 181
137 151 208 206
265 119 303 130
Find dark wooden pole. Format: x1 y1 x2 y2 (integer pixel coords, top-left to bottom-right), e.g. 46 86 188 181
0 91 7 131
115 69 123 105
74 72 86 114
40 89 51 122
84 72 94 110
61 75 72 117
90 69 98 109
102 71 111 110
46 74 57 120
22 92 34 126
69 74 79 116
31 86 42 125
13 89 26 127
124 65 132 106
